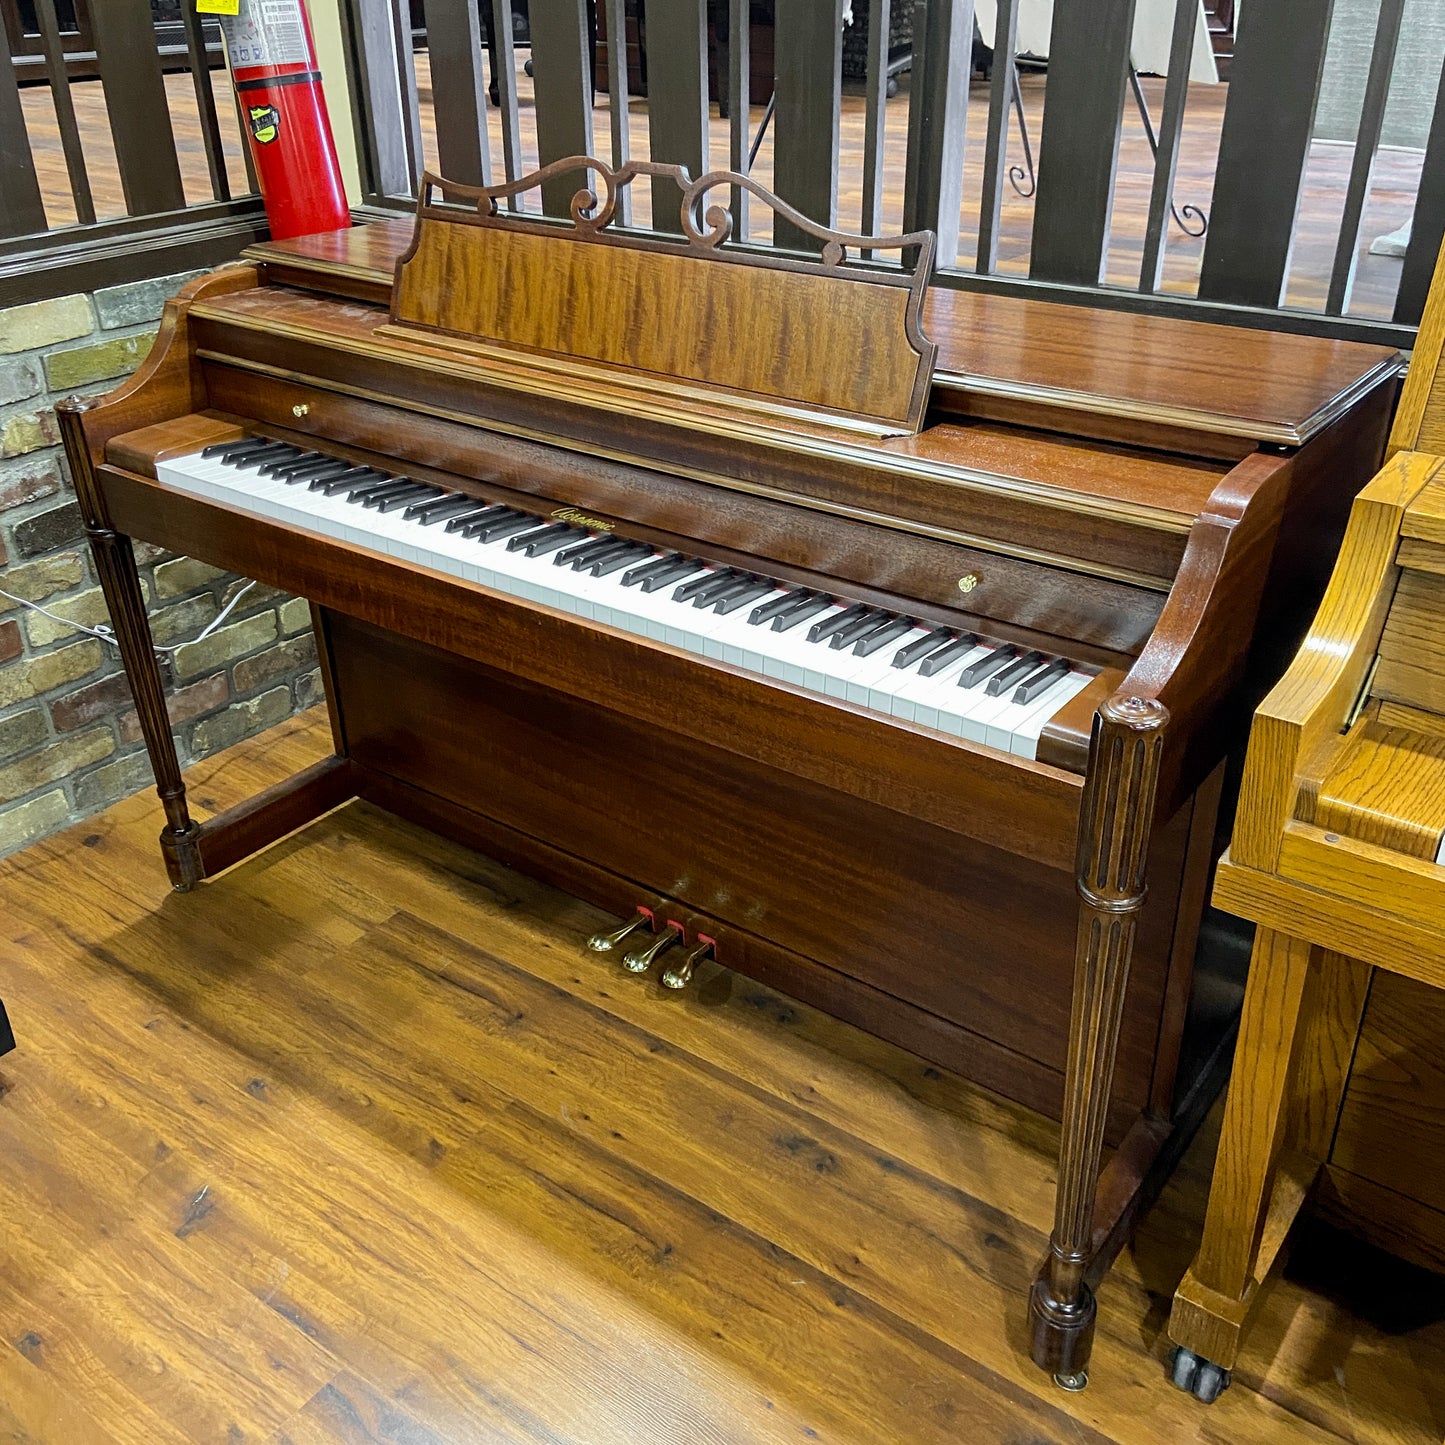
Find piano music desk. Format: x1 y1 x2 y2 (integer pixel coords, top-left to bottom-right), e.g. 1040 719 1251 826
48 158 1402 1386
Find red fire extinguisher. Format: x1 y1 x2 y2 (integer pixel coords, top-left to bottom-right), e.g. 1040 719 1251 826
216 0 351 240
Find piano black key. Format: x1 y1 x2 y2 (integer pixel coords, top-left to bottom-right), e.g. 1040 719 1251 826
458 506 527 538
473 512 545 543
808 603 873 645
748 589 810 626
215 437 285 463
589 542 655 577
1013 658 1071 704
556 534 622 568
691 570 752 607
287 461 357 486
314 467 387 495
621 552 682 586
572 538 637 574
918 634 977 677
828 610 887 650
345 475 405 501
405 492 470 521
554 532 611 565
374 484 444 513
576 537 641 571
248 445 311 473
507 521 573 553
275 458 347 484
893 627 955 669
673 568 731 603
986 650 1045 697
259 451 327 478
958 646 1018 689
359 480 426 508
226 440 293 466
445 502 509 533
711 578 776 615
365 481 435 509
853 616 915 657
772 594 832 632
627 555 703 592
268 453 341 477
203 437 268 460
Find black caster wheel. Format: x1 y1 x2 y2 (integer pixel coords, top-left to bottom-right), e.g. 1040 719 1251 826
1170 1346 1231 1403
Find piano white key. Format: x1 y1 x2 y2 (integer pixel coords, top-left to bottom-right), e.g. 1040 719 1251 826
1009 671 1095 759
157 446 1098 760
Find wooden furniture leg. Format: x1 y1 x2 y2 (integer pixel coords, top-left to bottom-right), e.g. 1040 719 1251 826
1029 694 1167 1387
59 401 203 890
90 526 203 889
1169 935 1368 1390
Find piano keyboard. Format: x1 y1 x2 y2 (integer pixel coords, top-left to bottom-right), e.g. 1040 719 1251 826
159 438 1097 759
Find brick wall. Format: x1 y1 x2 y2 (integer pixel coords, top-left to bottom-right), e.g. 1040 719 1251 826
0 273 320 858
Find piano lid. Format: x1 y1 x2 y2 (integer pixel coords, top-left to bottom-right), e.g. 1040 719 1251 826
248 211 1400 451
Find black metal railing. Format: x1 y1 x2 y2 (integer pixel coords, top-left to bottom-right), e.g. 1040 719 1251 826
342 0 1443 347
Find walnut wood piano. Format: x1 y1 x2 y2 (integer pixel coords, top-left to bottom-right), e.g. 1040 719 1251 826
50 159 1401 1387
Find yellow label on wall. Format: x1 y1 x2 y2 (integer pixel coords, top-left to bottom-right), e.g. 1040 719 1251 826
196 0 240 14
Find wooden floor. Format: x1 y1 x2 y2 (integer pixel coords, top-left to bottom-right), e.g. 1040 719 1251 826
18 61 1418 319
0 709 1441 1443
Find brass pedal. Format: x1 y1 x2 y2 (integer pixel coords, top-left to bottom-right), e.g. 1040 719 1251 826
621 923 681 975
587 911 651 954
661 939 713 990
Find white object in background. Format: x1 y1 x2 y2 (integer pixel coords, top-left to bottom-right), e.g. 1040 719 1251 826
1369 217 1413 257
974 0 1220 85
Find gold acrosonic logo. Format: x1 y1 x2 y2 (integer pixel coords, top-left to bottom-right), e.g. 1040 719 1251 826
551 507 614 531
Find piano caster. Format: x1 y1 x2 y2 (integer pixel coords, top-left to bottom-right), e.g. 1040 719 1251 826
587 911 651 955
621 924 681 975
661 939 713 990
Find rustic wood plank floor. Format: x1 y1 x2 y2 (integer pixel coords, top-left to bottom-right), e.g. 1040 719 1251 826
18 61 1418 320
0 708 1441 1443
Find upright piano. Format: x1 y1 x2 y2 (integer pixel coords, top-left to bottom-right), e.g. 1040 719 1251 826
52 159 1401 1384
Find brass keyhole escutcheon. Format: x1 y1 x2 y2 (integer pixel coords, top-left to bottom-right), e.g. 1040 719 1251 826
957 572 981 594
292 403 310 419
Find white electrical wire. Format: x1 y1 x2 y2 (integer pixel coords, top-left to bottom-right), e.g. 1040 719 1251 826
0 579 257 661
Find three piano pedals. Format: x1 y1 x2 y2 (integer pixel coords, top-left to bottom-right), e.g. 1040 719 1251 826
587 909 716 989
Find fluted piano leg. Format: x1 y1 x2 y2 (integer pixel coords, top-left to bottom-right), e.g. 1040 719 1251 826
1029 693 1168 1386
59 400 202 891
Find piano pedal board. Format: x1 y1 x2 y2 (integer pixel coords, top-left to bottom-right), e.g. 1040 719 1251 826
588 906 716 988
